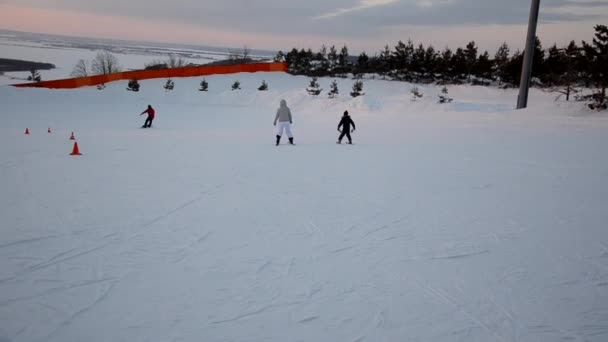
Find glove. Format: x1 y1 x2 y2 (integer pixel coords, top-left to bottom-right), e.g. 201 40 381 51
273 122 276 126
351 128 355 133
290 121 292 124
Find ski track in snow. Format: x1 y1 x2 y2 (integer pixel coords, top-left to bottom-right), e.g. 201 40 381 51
44 281 117 340
171 231 213 264
0 235 58 249
430 249 490 260
414 278 510 342
210 301 304 325
139 183 225 230
0 241 116 284
0 277 116 307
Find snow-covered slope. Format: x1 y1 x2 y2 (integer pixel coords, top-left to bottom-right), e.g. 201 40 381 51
1 74 607 342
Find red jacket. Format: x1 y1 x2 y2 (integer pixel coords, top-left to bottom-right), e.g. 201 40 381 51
142 107 155 119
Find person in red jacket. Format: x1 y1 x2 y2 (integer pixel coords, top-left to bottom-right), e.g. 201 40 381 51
140 105 155 128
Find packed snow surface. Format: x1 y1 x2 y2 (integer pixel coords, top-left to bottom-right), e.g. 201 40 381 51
1 73 608 342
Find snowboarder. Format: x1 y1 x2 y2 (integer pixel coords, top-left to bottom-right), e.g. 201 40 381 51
337 110 356 144
140 105 155 128
274 99 294 145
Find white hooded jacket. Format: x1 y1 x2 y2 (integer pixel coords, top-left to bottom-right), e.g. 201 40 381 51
274 99 293 125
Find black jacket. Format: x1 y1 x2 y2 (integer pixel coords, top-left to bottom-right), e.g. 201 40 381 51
338 115 356 131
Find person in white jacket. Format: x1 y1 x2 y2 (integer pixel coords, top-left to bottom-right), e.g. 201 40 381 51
274 99 294 145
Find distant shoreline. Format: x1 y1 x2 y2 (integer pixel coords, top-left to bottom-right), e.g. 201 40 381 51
0 58 55 72
0 28 277 59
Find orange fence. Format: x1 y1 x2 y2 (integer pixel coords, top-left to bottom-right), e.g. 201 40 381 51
13 62 287 89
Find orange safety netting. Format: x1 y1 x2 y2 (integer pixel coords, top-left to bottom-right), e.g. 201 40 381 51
13 62 287 89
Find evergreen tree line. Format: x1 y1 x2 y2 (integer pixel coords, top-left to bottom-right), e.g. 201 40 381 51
275 25 607 106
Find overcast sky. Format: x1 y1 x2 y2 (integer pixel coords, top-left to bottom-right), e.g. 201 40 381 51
1 0 607 54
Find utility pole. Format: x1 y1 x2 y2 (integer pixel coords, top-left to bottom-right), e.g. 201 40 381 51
517 0 541 109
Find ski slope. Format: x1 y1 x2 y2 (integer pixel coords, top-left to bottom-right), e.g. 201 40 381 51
1 73 608 342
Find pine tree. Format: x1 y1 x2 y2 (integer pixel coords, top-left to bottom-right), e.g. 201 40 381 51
543 44 567 86
451 48 467 81
559 41 582 101
318 45 329 74
464 41 478 81
532 36 545 80
258 80 269 91
476 51 492 82
307 77 322 95
350 79 364 97
328 45 338 75
437 47 453 82
393 40 409 70
328 80 339 98
286 48 300 74
127 79 140 92
274 50 285 63
504 50 524 86
27 69 41 82
319 45 327 60
411 43 426 75
380 44 392 79
424 45 438 78
304 48 314 73
411 86 423 101
404 40 415 68
582 24 608 109
199 79 209 91
438 86 453 103
339 45 349 68
163 79 175 91
494 42 511 84
355 52 369 76
231 80 241 91
337 45 349 77
296 48 311 74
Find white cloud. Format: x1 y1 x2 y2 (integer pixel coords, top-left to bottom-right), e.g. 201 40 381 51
312 0 399 20
415 0 454 8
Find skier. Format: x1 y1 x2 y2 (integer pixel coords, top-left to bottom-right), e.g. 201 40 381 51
337 110 356 144
273 99 294 145
140 105 155 128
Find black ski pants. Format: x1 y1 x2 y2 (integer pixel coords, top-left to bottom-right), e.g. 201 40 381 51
144 116 153 128
338 130 352 143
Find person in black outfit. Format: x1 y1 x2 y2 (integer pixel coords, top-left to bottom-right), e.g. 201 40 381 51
337 110 356 144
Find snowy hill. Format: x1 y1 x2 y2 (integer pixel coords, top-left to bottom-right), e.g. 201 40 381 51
1 73 608 342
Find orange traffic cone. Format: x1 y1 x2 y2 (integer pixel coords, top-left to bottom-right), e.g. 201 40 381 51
25 128 30 135
69 132 75 140
70 142 82 156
